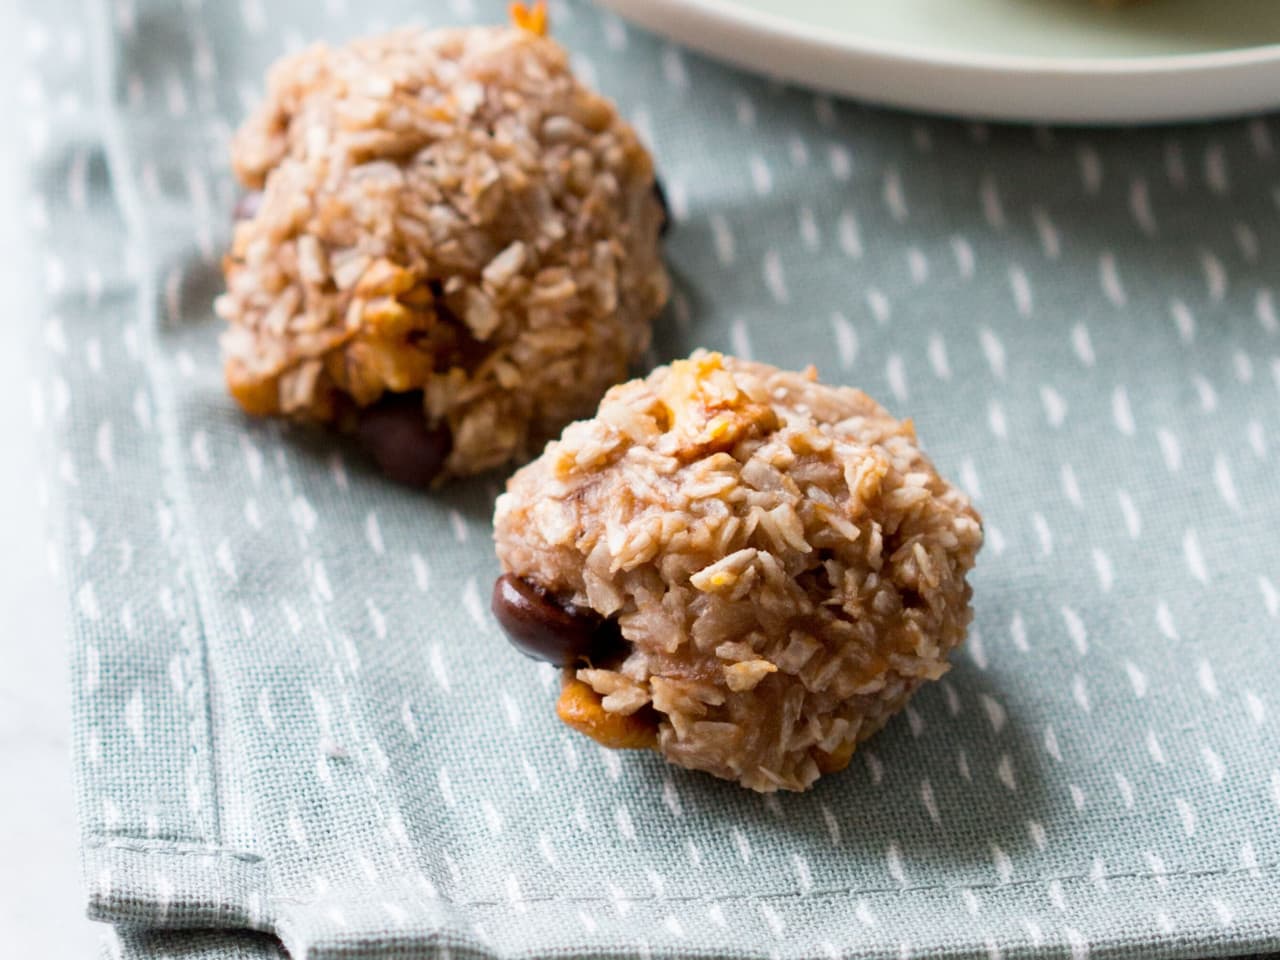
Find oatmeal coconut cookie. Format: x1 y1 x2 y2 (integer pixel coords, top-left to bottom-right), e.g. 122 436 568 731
492 351 983 791
217 14 669 483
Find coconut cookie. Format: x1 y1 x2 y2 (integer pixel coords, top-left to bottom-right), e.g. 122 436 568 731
492 351 983 792
218 14 669 484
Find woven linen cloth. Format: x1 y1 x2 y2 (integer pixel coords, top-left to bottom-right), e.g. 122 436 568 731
24 0 1280 956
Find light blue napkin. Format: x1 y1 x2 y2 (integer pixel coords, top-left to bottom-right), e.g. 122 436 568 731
29 0 1280 957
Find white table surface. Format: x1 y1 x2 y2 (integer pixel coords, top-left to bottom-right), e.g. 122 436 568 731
0 11 102 958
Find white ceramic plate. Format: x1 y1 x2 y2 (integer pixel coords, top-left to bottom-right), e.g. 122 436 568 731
593 0 1280 124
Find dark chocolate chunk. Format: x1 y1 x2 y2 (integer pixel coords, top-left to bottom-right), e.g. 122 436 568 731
491 573 623 667
233 190 264 221
653 177 670 237
355 392 451 488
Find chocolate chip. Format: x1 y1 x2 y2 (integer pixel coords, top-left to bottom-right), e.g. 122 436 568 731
653 177 670 237
491 573 624 667
355 392 451 488
233 190 264 221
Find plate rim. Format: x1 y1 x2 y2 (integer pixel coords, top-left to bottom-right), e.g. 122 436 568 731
614 0 1280 74
597 0 1280 123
